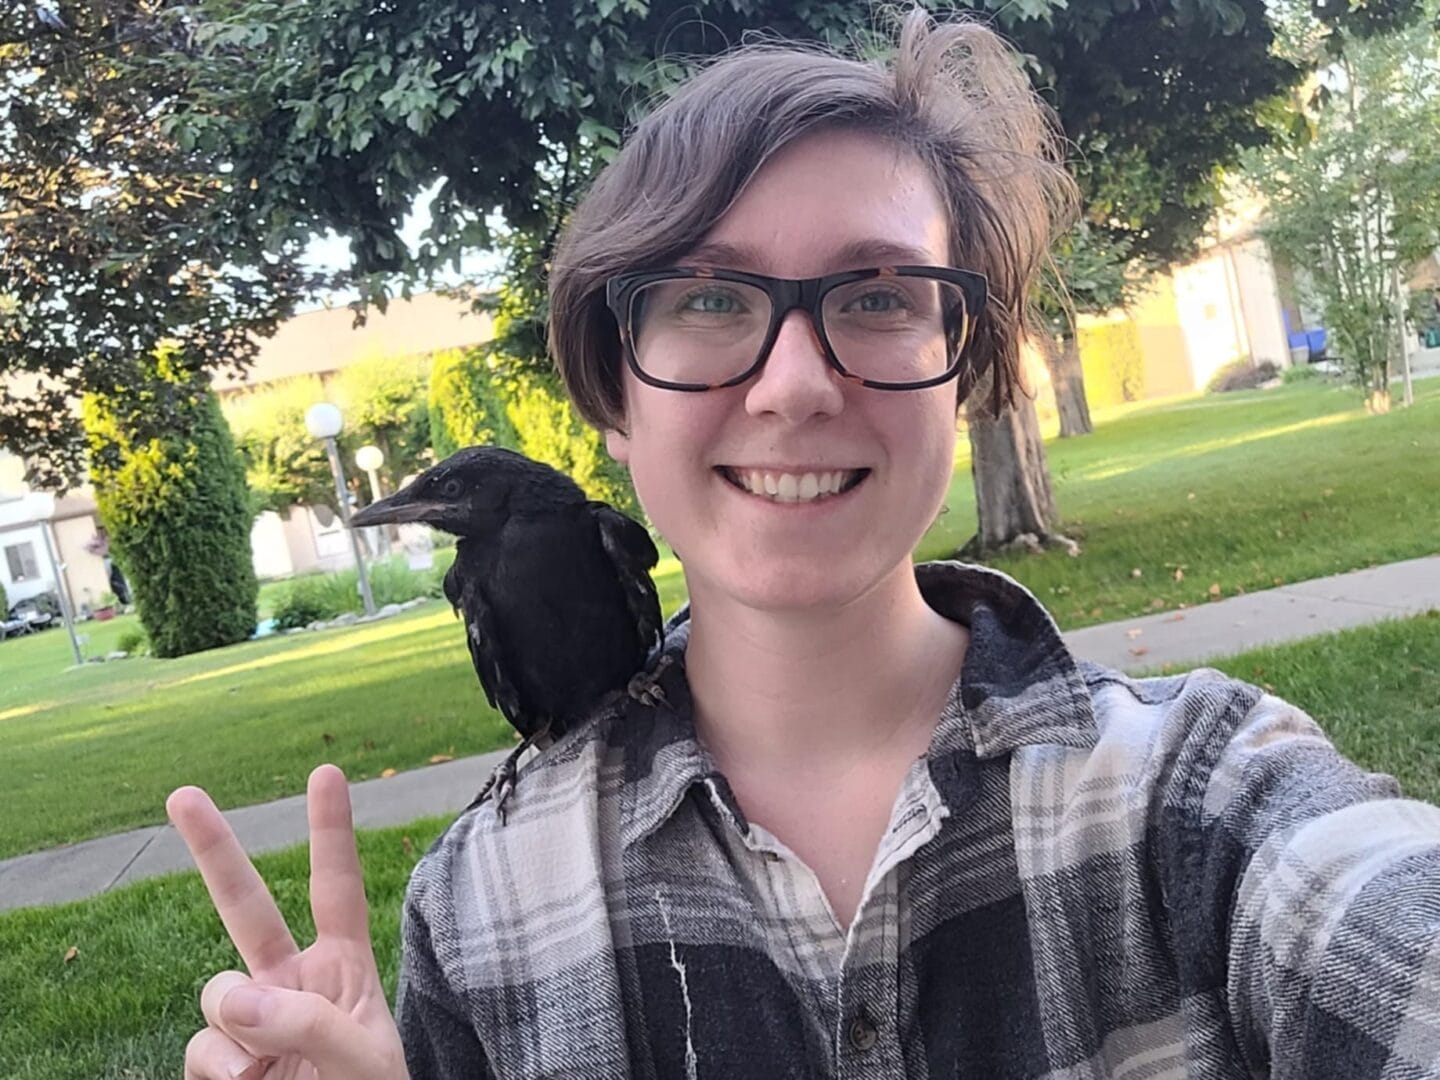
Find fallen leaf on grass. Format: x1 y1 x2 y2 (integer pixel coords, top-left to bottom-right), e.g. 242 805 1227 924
1150 598 1166 610
1208 583 1222 598
63 946 78 963
1130 568 1143 578
1187 492 1196 501
1173 568 1185 583
401 836 414 857
380 768 397 779
428 754 454 765
321 732 335 745
1090 607 1104 618
1129 646 1150 657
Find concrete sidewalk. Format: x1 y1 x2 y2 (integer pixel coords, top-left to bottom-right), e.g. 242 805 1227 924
3 554 1438 913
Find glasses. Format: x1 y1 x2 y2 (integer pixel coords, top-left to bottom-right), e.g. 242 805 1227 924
605 265 988 392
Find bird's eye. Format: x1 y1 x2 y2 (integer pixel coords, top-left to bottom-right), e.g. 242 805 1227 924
440 478 465 499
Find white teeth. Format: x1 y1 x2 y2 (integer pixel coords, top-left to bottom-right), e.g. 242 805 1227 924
729 468 860 503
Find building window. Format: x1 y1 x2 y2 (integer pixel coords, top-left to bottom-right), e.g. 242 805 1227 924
5 541 39 582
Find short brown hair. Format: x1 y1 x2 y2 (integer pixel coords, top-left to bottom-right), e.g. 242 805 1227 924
549 8 1077 428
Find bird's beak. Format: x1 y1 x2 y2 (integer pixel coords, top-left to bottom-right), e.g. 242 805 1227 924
351 489 445 527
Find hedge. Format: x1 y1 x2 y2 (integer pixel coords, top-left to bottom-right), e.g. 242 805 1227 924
428 348 639 519
84 360 258 658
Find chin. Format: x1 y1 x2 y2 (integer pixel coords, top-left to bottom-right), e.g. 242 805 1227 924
697 551 902 616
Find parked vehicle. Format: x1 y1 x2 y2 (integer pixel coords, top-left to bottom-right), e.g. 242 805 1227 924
5 593 60 635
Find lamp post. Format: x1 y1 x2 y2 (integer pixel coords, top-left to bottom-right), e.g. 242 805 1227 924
304 403 376 617
354 444 391 558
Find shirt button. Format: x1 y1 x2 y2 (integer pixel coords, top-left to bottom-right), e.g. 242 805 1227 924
846 1012 879 1052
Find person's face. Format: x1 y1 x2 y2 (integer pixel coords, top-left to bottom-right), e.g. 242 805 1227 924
606 129 960 614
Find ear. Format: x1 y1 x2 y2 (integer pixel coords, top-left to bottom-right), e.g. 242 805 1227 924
604 427 631 465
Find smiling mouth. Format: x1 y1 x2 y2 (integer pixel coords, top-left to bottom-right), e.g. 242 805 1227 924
716 466 870 504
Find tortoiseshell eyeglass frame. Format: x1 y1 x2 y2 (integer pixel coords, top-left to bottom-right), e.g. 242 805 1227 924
603 265 989 392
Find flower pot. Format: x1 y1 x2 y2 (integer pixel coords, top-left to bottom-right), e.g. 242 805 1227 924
94 606 116 621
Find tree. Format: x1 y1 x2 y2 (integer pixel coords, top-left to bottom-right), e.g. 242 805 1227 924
331 354 432 489
224 355 432 517
13 0 1417 545
0 1 316 490
1035 223 1136 438
84 351 258 657
223 375 336 515
1246 14 1440 412
963 0 1419 551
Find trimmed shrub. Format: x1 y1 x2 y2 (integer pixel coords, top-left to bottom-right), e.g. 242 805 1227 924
0 578 7 616
85 358 258 658
1282 363 1322 384
504 371 639 519
272 553 452 627
429 347 641 519
428 348 520 462
116 627 149 655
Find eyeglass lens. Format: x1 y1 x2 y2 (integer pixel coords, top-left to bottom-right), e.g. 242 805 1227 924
627 275 970 386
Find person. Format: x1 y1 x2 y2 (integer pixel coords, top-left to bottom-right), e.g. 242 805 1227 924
170 10 1440 1079
84 524 131 607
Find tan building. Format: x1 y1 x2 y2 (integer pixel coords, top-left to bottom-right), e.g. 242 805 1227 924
223 292 494 578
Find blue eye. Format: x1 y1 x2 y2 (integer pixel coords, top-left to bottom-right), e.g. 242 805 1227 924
847 289 907 314
682 290 743 315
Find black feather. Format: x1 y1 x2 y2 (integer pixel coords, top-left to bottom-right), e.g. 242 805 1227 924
351 447 662 811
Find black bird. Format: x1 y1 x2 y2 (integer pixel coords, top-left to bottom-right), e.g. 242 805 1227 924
351 446 663 819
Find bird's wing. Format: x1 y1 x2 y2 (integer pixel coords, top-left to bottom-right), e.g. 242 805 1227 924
587 502 663 653
445 560 524 726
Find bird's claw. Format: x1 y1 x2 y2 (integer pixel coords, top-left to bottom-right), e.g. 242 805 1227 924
627 655 674 708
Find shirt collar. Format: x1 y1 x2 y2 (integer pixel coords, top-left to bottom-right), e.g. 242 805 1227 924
613 560 1096 849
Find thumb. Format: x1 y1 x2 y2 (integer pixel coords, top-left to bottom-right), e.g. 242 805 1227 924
215 982 401 1077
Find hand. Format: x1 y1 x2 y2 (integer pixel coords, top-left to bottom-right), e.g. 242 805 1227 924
168 764 408 1080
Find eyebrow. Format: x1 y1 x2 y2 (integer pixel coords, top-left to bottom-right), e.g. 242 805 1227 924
680 238 939 273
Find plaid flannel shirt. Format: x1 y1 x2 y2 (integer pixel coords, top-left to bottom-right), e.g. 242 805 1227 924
395 560 1440 1078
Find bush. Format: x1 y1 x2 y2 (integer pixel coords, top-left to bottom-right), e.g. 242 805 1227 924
272 585 333 630
428 348 641 519
0 578 7 616
1282 363 1322 384
85 354 258 658
1206 359 1280 394
271 556 447 628
428 347 520 461
116 627 149 655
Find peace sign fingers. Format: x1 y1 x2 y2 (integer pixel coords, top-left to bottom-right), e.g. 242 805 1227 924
167 784 299 978
305 763 373 946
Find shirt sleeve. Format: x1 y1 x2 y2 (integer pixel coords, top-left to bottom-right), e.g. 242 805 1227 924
1194 689 1440 1078
395 858 495 1079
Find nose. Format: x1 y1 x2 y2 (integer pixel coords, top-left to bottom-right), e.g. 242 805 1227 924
743 310 847 422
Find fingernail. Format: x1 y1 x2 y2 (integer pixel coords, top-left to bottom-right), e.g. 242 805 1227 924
223 986 269 1027
228 1054 260 1079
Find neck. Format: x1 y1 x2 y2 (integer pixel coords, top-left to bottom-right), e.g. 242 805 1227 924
684 563 968 782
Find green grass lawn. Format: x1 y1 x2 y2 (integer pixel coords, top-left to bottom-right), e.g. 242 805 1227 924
0 605 513 860
920 380 1440 627
3 609 1438 1079
2 380 1436 860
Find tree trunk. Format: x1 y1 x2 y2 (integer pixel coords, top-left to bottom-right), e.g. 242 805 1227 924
959 394 1077 558
1043 333 1093 437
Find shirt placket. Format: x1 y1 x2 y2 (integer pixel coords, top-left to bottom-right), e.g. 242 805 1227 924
834 767 949 1080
